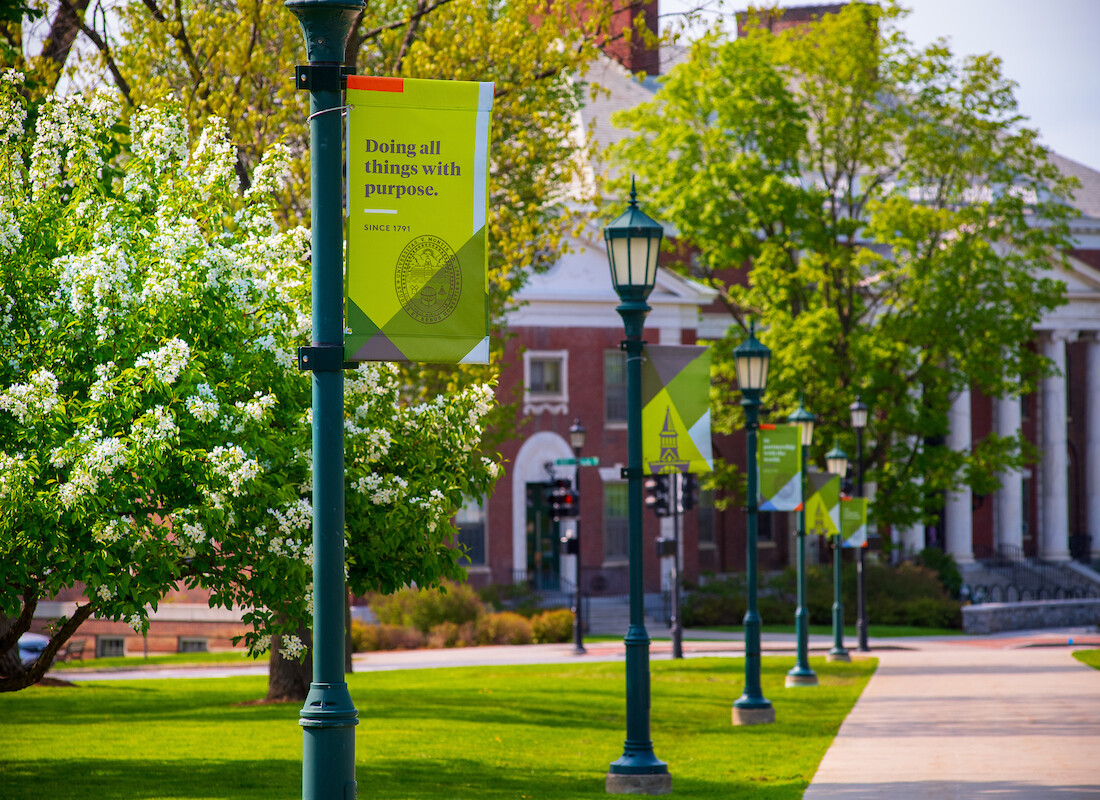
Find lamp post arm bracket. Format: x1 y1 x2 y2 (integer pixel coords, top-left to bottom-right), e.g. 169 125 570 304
297 345 358 372
294 64 356 92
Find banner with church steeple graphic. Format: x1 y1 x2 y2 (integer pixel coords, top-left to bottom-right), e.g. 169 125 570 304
805 471 840 537
641 345 712 475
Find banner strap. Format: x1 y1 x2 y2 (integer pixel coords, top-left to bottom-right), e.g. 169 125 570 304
307 104 354 122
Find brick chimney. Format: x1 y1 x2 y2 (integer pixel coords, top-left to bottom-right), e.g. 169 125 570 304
735 3 848 38
602 0 659 75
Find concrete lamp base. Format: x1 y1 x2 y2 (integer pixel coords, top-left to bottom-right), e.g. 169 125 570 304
785 673 819 688
827 652 852 663
732 706 776 726
606 773 673 795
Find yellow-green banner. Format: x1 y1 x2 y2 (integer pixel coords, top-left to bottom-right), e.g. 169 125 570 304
805 472 840 537
758 424 801 511
641 345 712 475
841 497 868 548
345 76 493 363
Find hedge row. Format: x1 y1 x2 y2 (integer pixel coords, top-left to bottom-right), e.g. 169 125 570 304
353 582 574 651
682 559 962 630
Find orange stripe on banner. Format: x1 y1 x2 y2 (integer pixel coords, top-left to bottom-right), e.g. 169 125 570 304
346 75 404 92
759 423 776 430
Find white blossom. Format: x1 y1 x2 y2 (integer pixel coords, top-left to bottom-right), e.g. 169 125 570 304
280 634 305 660
186 383 220 422
135 338 191 384
209 445 261 496
0 368 60 423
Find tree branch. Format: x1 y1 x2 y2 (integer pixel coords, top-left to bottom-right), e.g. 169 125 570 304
0 602 95 692
62 0 132 104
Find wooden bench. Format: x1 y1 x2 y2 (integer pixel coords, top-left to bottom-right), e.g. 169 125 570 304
59 639 85 662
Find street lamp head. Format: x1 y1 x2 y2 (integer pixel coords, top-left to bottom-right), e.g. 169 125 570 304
569 417 587 452
849 396 869 430
603 177 664 303
826 442 849 478
787 396 815 447
733 319 770 393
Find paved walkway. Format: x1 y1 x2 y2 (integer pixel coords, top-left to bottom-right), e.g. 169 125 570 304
804 629 1100 800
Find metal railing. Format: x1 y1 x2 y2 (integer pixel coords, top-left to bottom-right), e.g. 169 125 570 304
964 544 1100 604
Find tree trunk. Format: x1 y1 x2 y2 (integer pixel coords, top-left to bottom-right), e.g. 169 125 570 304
266 620 312 703
0 613 26 680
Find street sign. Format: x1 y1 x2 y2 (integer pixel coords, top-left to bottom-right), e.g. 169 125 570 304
555 457 599 466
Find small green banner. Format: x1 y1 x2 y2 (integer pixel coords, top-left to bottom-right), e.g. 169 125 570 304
758 424 801 511
641 345 712 475
345 76 493 363
805 472 840 537
841 497 868 548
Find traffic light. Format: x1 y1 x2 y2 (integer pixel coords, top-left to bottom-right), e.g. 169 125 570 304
643 474 671 517
548 478 579 521
682 473 698 510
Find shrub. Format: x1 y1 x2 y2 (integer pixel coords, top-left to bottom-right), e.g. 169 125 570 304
916 547 964 597
427 621 477 648
350 622 426 652
531 609 574 643
369 581 486 633
478 582 543 617
682 574 747 627
685 560 962 630
474 612 533 645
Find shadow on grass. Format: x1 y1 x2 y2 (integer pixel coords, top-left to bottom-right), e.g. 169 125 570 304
0 756 814 800
0 758 301 800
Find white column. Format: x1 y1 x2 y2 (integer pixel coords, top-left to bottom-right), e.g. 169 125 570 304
995 393 1025 554
945 386 974 563
1087 334 1100 555
1040 331 1073 561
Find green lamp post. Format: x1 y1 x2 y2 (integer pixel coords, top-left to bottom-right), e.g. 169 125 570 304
732 321 775 725
603 180 672 796
850 397 871 653
825 442 851 663
285 2 363 799
785 398 818 687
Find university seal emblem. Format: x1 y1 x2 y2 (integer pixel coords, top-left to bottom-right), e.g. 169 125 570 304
394 235 462 325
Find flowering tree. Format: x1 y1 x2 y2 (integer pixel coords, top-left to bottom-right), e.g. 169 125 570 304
0 73 499 691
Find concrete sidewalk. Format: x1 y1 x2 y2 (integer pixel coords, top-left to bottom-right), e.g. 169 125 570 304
803 629 1100 800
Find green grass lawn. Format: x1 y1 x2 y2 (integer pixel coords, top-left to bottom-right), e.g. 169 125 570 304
1073 649 1100 670
1 656 874 800
53 650 264 670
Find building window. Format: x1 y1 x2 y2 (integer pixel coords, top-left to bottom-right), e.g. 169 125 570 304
455 497 486 566
523 349 569 415
604 349 627 424
697 489 716 549
758 511 774 543
97 636 125 658
604 483 629 561
178 637 208 654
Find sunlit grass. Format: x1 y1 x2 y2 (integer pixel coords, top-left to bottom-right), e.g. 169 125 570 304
2 655 874 799
51 650 263 670
1073 649 1100 670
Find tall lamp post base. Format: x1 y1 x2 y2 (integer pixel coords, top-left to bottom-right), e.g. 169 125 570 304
732 704 776 726
785 671 819 687
827 651 852 663
606 773 673 795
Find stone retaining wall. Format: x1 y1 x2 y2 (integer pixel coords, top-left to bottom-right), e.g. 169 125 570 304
962 598 1100 634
